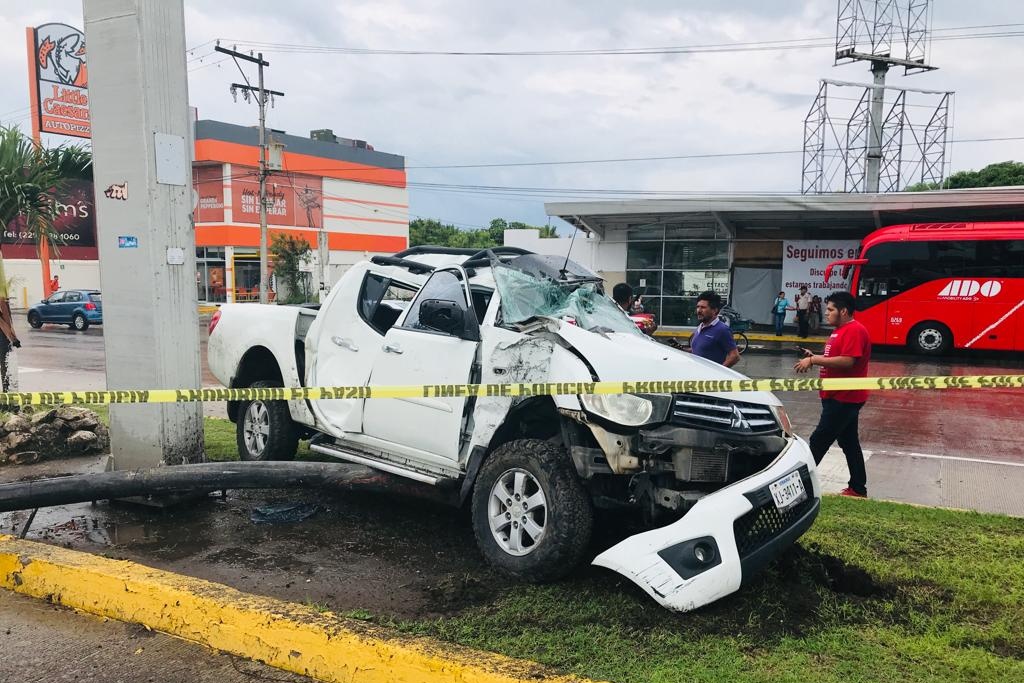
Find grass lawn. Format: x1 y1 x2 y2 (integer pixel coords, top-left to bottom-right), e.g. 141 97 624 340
382 499 1024 683
85 405 315 462
84 405 1024 682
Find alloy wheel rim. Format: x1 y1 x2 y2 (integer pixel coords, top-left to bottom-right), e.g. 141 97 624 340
487 467 547 556
243 401 270 455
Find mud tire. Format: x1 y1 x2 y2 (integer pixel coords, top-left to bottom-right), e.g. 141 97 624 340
235 380 298 461
471 439 593 582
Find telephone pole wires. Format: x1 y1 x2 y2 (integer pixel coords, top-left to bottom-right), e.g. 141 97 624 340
215 45 284 304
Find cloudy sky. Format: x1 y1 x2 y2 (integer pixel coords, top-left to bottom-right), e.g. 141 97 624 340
2 1 1022 231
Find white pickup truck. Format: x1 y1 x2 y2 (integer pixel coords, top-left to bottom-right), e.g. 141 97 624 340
207 246 821 611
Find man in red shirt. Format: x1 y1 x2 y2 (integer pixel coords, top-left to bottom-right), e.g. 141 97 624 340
793 291 871 497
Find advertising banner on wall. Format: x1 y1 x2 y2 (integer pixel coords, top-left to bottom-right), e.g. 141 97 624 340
2 180 97 260
781 240 859 321
27 23 91 139
193 165 225 223
230 167 323 228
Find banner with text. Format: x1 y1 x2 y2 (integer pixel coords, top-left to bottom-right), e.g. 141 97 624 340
781 240 859 321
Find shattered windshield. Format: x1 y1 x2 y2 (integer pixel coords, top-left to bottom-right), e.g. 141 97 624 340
493 255 643 336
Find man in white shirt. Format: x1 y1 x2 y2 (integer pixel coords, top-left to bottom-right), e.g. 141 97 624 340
795 286 812 338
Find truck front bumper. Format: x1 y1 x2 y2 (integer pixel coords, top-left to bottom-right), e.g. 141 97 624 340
592 436 820 612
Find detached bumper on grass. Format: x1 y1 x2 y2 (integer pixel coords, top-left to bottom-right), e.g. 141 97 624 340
593 438 821 612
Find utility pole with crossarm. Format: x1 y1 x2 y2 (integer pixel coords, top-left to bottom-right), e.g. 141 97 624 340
214 45 284 304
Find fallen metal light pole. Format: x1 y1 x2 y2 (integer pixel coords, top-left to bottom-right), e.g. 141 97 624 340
0 461 454 513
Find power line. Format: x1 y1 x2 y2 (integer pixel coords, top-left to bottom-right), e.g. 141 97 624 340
216 26 1024 57
276 135 1024 174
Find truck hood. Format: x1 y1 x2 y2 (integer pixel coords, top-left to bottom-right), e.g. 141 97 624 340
548 319 781 407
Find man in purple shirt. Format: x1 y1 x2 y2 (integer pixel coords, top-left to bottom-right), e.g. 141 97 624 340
689 291 740 367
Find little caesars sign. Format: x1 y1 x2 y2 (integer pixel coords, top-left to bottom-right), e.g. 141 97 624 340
27 23 91 139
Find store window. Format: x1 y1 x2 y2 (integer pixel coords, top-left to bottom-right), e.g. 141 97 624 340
625 236 731 326
196 247 226 303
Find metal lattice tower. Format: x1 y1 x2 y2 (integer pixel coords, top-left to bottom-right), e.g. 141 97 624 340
803 0 950 194
802 80 952 193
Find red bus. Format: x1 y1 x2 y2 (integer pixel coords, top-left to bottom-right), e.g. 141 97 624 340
825 222 1024 354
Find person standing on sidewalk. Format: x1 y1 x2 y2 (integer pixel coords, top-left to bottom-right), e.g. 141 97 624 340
793 291 871 498
771 291 789 336
809 295 823 334
795 286 812 338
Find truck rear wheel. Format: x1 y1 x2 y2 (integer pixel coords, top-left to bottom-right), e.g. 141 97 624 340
471 439 592 582
236 380 298 461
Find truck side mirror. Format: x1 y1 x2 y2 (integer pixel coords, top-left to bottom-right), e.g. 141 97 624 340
419 299 465 336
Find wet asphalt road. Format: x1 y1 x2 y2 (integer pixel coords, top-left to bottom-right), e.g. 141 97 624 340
12 316 1024 463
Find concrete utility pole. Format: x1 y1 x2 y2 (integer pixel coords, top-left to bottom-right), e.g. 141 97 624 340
865 61 889 194
217 46 284 305
83 0 204 468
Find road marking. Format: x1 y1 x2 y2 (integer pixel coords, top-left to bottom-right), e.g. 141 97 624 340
879 450 1024 468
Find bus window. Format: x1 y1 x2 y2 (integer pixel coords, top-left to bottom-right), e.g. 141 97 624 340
857 242 931 309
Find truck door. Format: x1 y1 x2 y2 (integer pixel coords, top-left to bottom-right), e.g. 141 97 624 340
361 266 479 461
307 266 418 436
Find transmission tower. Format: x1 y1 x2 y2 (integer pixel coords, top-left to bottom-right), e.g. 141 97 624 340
802 0 952 194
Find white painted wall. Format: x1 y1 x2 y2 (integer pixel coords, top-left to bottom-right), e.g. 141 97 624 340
4 259 102 309
322 177 409 236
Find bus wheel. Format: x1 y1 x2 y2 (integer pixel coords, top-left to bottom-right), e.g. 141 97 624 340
909 322 952 355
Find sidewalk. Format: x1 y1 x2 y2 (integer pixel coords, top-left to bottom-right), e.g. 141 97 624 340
816 446 1024 516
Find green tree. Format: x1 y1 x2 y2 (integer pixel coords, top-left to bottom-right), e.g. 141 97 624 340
906 161 1024 191
269 233 312 304
409 217 559 249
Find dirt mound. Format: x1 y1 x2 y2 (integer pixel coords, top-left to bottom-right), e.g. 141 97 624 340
780 543 889 598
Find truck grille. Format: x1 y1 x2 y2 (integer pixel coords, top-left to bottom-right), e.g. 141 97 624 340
671 394 780 435
733 466 816 558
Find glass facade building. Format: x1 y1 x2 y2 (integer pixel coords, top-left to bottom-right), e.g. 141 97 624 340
623 225 731 326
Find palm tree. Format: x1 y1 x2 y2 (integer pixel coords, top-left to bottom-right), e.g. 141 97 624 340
0 125 91 298
0 125 91 391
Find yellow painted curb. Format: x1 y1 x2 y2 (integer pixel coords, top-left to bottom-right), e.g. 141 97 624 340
198 305 220 314
0 535 598 683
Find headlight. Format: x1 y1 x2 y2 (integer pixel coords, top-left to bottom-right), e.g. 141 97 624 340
580 393 671 427
770 405 793 436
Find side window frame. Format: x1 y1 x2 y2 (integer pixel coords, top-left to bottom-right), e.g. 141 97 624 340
357 271 418 337
399 266 480 341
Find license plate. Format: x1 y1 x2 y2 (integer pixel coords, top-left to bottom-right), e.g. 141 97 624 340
769 471 807 511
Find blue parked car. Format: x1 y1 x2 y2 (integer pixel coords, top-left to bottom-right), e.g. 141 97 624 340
27 289 103 331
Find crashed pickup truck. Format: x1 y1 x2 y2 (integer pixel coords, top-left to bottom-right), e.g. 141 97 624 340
207 246 821 611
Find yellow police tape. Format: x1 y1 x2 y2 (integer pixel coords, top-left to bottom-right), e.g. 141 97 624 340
3 375 1024 406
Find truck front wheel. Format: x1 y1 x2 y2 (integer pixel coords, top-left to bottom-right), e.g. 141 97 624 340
471 439 593 582
236 380 298 461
